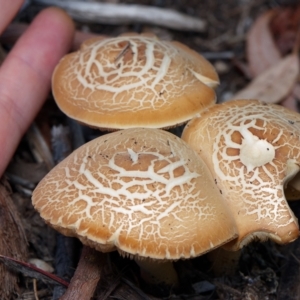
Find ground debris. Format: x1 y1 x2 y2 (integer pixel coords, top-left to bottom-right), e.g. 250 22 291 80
2 0 300 299
0 178 28 299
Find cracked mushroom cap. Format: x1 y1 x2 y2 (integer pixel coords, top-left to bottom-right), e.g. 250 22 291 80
52 33 219 130
182 99 300 251
32 128 237 260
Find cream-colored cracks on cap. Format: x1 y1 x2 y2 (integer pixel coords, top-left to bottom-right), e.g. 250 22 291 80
32 128 237 260
182 99 300 251
51 33 219 130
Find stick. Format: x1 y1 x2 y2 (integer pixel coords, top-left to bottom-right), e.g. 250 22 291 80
50 125 77 300
33 0 206 32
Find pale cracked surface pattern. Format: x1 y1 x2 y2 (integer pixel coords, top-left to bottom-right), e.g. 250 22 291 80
32 128 237 260
52 33 219 130
182 99 300 250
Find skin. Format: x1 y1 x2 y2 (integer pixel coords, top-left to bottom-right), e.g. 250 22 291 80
0 1 75 176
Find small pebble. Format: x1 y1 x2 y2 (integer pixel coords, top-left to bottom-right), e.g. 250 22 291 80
29 258 54 273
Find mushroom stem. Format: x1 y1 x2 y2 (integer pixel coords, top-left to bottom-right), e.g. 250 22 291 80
206 248 241 276
135 258 179 286
61 246 106 300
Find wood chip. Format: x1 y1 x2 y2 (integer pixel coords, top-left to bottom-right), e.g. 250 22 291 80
233 53 299 103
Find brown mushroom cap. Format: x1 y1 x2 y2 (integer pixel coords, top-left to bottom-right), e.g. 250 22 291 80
182 99 300 251
32 128 237 260
52 33 219 130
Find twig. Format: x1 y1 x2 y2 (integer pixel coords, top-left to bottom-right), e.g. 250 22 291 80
5 173 36 190
114 42 131 65
0 254 69 287
33 279 39 300
52 234 77 300
33 0 206 32
67 118 85 149
26 123 54 171
50 125 77 300
291 252 300 265
201 51 235 60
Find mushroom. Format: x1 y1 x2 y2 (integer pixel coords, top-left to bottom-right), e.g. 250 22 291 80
182 99 300 253
51 33 219 130
32 128 237 285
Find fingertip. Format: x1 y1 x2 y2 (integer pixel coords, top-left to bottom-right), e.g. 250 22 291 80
32 6 75 52
0 6 76 176
41 7 75 35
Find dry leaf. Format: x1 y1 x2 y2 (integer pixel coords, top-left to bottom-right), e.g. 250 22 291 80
247 10 281 77
292 82 300 102
280 82 300 111
270 6 300 55
233 53 299 103
280 91 298 111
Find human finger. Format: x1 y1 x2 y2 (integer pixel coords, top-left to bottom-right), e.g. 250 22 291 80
0 0 24 35
0 7 75 175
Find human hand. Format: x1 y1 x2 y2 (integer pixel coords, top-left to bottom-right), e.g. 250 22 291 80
0 1 75 176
